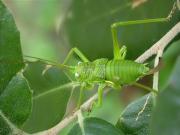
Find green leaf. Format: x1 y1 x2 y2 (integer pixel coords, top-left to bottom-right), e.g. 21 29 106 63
63 0 179 60
159 40 180 90
0 0 24 94
0 73 32 135
0 1 32 134
116 94 153 135
68 117 124 135
0 116 12 135
22 61 73 133
151 56 180 135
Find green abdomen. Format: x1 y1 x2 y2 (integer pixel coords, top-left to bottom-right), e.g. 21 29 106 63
105 60 149 85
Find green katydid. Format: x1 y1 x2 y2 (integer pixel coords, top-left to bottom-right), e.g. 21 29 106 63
24 1 178 109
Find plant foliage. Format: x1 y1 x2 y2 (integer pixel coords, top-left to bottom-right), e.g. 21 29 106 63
0 0 179 135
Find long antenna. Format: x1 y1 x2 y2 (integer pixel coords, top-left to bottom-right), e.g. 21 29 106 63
24 55 75 70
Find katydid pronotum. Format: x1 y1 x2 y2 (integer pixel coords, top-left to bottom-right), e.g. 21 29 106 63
25 1 179 109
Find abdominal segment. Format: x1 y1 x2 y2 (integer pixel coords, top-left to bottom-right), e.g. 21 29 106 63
105 60 149 85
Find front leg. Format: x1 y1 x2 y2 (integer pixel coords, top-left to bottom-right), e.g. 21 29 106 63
63 47 90 80
77 83 86 109
91 84 106 109
63 47 89 64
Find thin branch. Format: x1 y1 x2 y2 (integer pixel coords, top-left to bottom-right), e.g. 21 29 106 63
34 90 109 135
153 50 163 91
34 21 180 135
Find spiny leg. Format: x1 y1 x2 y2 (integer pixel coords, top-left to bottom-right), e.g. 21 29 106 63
63 47 89 64
61 48 89 109
63 48 89 108
133 82 158 95
77 83 86 108
92 84 106 108
62 47 90 80
111 18 169 60
111 0 179 52
97 84 106 107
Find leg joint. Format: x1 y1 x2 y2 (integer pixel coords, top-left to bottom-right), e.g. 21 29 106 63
111 23 117 29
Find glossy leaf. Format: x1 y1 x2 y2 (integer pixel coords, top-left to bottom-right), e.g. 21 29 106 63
22 61 73 133
0 73 32 135
0 0 24 94
116 94 153 135
151 57 180 135
68 117 124 135
0 0 32 134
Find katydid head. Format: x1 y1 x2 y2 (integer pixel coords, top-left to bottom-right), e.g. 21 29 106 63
74 59 108 82
74 61 85 81
74 61 94 81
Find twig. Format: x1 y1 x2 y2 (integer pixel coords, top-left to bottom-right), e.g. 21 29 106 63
34 22 180 135
153 50 163 91
34 90 109 135
77 109 85 135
